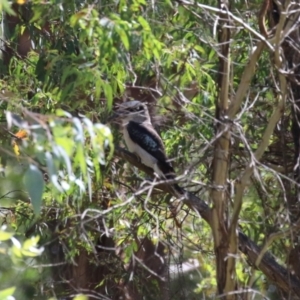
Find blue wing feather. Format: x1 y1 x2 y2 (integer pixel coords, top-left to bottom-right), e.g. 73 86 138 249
126 121 175 175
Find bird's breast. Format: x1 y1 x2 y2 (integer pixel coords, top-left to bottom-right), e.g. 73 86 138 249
122 128 158 169
123 128 137 153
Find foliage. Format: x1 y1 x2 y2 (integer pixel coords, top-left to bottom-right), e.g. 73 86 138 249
0 226 43 300
0 0 298 299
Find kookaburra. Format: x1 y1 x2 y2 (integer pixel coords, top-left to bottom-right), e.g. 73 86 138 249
110 100 182 194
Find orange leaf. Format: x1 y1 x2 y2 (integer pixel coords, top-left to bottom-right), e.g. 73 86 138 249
12 129 28 158
14 129 28 140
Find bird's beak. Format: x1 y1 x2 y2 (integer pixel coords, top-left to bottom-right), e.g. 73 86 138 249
106 112 118 123
106 109 124 123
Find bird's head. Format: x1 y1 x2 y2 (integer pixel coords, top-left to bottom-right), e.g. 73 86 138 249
109 100 151 125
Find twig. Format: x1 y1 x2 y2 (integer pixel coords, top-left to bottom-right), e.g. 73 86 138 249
115 146 300 297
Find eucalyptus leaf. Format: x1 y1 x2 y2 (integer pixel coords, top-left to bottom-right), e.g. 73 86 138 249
23 165 44 215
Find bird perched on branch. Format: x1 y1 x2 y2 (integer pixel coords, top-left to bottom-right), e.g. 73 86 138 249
109 100 183 195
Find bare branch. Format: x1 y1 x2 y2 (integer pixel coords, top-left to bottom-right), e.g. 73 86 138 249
178 0 275 51
114 146 300 298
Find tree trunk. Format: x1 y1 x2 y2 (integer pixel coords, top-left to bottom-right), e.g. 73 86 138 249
211 1 236 298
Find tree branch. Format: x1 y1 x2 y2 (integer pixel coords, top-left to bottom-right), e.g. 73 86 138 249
115 146 300 298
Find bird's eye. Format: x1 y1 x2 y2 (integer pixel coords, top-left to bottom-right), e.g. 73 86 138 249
127 104 144 112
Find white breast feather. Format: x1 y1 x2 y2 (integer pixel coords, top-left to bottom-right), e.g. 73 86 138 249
123 127 163 176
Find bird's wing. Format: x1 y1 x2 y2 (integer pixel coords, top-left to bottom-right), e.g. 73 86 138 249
126 121 175 177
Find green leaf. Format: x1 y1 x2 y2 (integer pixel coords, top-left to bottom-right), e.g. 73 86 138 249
103 83 113 110
56 109 72 118
73 117 84 143
73 294 88 300
23 165 44 215
138 16 151 31
0 230 14 241
75 144 87 176
116 27 130 50
0 1 16 15
194 45 205 55
45 152 60 191
0 287 16 299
